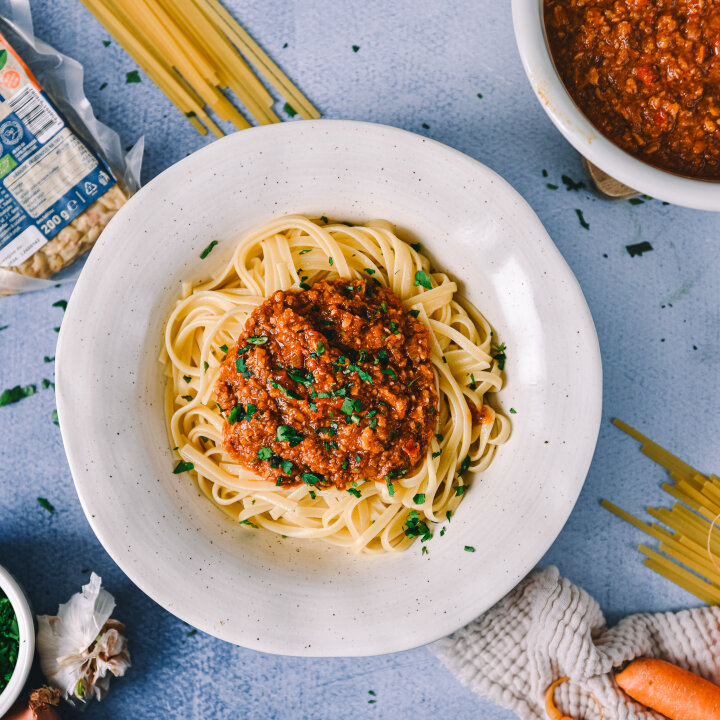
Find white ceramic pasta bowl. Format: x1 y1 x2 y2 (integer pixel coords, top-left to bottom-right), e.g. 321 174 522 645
0 564 35 717
56 119 601 656
512 0 720 211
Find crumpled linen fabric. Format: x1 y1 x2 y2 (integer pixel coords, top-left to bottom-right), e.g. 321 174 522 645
432 566 720 720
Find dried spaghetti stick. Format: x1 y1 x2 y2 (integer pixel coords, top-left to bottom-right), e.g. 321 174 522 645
616 658 720 720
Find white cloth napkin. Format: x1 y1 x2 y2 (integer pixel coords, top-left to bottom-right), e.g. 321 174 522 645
433 566 720 720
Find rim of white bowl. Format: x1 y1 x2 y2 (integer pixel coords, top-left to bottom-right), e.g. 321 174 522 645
512 0 720 211
0 565 35 717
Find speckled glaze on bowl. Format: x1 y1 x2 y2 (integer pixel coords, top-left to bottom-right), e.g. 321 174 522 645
56 119 602 656
512 0 720 211
0 565 35 716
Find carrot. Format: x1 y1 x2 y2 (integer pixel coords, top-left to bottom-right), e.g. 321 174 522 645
615 657 720 720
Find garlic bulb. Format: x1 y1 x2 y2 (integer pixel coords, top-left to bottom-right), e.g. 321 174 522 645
36 573 130 702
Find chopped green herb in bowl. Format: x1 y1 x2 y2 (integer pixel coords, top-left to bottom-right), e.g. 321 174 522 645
0 565 35 716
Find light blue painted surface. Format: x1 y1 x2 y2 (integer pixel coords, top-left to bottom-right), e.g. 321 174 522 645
1 1 719 718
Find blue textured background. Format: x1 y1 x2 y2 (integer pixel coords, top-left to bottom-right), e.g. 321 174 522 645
1 1 719 718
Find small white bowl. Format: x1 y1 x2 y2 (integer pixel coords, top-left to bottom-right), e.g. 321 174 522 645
512 0 720 211
0 565 35 717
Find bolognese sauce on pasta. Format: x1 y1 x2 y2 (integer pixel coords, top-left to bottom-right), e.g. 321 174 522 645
162 215 509 553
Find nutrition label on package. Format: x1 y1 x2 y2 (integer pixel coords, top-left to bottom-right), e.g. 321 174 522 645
0 49 117 267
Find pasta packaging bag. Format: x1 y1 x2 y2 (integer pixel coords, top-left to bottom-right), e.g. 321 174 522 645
0 0 142 295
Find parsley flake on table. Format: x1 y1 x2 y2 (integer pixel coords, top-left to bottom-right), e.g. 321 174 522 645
283 102 297 117
352 45 360 52
37 497 55 513
510 408 517 414
464 545 476 552
99 82 108 91
0 325 7 332
44 356 54 363
126 70 141 83
52 300 67 310
200 240 218 258
414 270 432 289
0 384 36 407
575 209 590 230
562 174 585 191
42 379 55 390
626 241 653 257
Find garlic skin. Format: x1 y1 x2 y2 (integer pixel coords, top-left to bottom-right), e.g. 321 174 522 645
35 574 130 703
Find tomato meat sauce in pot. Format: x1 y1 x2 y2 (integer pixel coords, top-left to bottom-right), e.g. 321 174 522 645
545 0 720 180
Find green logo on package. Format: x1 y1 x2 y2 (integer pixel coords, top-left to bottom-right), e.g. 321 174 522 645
0 153 17 178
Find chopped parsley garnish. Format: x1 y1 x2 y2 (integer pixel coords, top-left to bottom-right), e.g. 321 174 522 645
280 460 293 474
422 546 429 555
446 510 452 521
183 375 192 383
509 408 517 414
404 510 432 541
409 309 420 318
52 300 67 310
239 519 259 528
173 460 194 473
455 485 466 496
341 397 362 415
181 395 193 402
389 321 400 334
344 364 373 383
458 456 471 476
52 409 58 425
203 361 209 372
41 379 55 390
464 545 476 553
575 208 590 230
369 418 377 429
283 102 297 117
316 341 326 356
228 405 245 425
491 343 507 370
410 242 421 252
328 257 334 266
320 216 328 224
309 490 316 499
247 335 268 345
37 497 55 513
235 356 250 378
200 240 218 258
413 493 426 504
381 368 397 379
301 472 321 485
43 356 54 363
363 268 375 275
386 480 395 497
257 447 273 460
0 384 36 407
378 301 388 314
414 270 432 289
276 424 303 446
435 433 444 443
219 344 228 353
298 248 312 256
431 451 442 459
347 488 362 498
237 345 251 355
271 382 303 400
287 368 313 386
439 528 445 537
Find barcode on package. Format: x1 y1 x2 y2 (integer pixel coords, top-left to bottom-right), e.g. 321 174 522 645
8 86 63 144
